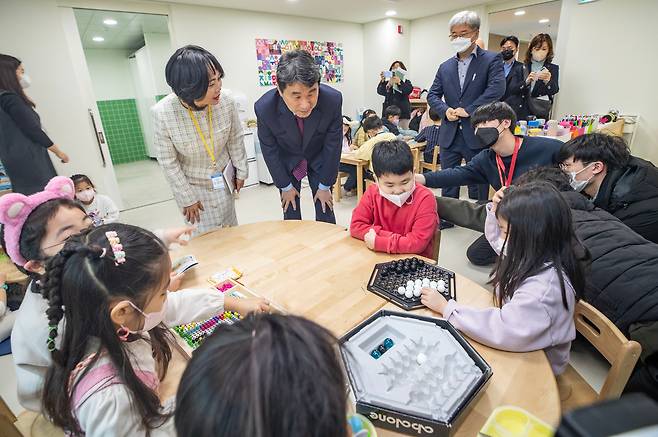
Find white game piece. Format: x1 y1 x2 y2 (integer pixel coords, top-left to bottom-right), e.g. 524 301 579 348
405 288 414 298
429 281 438 290
416 353 427 365
406 280 414 288
413 287 421 297
437 279 446 289
414 279 422 287
437 284 446 293
406 284 414 293
397 286 406 295
422 277 430 287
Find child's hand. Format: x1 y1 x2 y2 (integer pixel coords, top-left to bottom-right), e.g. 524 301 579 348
169 272 185 292
233 297 270 316
364 229 376 250
420 287 448 315
491 186 507 213
163 226 195 247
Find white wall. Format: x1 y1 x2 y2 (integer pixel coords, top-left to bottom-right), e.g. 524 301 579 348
362 18 410 116
143 32 172 96
0 0 122 205
168 4 364 119
84 48 135 101
554 0 657 163
409 5 490 95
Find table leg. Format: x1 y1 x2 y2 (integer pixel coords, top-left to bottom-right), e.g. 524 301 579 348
356 164 364 201
412 149 420 173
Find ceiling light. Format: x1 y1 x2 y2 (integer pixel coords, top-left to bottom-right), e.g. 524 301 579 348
385 10 397 17
514 10 526 16
92 36 105 42
539 18 550 23
103 18 118 26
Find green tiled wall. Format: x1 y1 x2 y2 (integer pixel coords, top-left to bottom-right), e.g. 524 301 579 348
97 99 148 164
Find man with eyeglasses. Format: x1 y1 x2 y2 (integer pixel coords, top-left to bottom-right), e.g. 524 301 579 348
427 10 505 213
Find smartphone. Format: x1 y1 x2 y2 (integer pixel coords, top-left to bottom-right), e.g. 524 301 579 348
383 71 393 79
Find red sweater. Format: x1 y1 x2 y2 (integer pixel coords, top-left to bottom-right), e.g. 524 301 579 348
350 184 439 259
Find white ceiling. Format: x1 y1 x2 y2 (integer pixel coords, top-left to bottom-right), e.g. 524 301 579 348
74 9 169 50
489 1 561 42
161 0 492 24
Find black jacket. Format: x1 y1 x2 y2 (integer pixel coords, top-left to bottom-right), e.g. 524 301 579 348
377 79 413 119
594 156 658 244
501 60 527 121
564 191 658 334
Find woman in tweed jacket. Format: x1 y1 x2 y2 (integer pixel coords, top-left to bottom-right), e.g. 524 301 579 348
153 45 248 235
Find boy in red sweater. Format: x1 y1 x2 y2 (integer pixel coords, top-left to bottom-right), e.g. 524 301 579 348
350 140 439 259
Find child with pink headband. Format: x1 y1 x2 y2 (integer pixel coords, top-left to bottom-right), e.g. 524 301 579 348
0 176 269 413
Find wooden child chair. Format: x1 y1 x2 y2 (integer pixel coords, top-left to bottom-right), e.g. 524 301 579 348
333 171 349 202
421 146 440 172
558 301 642 413
0 396 64 437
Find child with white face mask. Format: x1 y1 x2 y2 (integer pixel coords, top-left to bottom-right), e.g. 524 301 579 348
350 140 438 259
72 173 119 226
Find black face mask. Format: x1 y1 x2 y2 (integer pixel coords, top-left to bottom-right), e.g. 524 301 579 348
475 124 502 148
501 49 515 61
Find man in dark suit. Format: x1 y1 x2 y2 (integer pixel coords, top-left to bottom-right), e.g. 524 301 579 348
255 50 342 223
499 35 527 121
427 10 505 202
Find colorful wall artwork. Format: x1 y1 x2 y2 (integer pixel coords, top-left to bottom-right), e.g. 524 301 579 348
255 38 344 86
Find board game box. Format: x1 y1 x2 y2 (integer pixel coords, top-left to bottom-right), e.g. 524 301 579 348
340 310 492 436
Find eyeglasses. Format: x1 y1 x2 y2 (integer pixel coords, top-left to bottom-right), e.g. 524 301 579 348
449 29 477 40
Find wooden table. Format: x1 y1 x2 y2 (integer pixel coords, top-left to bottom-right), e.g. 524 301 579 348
339 153 368 201
168 221 561 434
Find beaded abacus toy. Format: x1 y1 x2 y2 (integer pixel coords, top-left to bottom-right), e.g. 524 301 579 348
367 257 456 311
173 280 243 349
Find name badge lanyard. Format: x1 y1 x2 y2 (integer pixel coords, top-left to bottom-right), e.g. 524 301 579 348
495 136 521 188
187 105 217 169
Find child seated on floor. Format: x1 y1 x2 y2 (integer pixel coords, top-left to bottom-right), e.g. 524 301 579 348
176 313 374 437
350 140 439 259
71 173 119 226
420 182 587 375
414 108 441 163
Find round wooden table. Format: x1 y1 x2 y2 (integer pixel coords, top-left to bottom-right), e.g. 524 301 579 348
171 220 561 434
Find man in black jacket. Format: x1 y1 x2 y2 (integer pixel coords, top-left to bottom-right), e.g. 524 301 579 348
437 166 658 400
559 133 658 243
499 35 527 121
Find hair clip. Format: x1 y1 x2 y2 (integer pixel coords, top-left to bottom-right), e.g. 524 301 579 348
47 325 57 351
105 231 126 265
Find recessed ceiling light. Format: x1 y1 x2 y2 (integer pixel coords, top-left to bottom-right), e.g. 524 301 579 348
514 10 526 16
103 18 118 26
92 36 105 42
539 18 550 23
385 10 397 17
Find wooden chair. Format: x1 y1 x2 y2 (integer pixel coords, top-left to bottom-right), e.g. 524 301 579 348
0 396 21 437
430 227 441 263
0 395 65 437
421 146 440 172
557 301 642 412
333 171 349 202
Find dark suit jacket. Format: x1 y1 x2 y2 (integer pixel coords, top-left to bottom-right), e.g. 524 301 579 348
254 84 343 189
427 47 505 150
527 61 559 100
502 60 527 120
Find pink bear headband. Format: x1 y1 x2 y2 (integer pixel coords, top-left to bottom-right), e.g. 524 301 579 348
0 176 75 267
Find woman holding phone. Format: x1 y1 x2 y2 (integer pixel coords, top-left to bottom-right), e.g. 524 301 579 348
523 33 559 119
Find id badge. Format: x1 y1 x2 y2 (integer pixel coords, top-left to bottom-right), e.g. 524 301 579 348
210 171 224 191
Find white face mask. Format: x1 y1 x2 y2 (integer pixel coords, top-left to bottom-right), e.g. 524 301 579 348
379 182 416 207
126 299 168 334
75 188 95 203
451 37 473 54
568 163 595 193
495 236 508 256
19 74 31 89
532 50 548 63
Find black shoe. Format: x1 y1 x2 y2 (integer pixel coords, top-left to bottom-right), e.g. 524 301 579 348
439 219 455 230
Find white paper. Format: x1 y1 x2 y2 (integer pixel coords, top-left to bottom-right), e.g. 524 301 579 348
172 255 199 275
223 161 236 193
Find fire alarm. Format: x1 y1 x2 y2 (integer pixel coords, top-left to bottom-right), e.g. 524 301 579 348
397 24 403 34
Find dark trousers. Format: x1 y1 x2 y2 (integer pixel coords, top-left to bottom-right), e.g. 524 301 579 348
339 163 358 191
466 233 498 266
280 167 336 224
439 128 488 200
